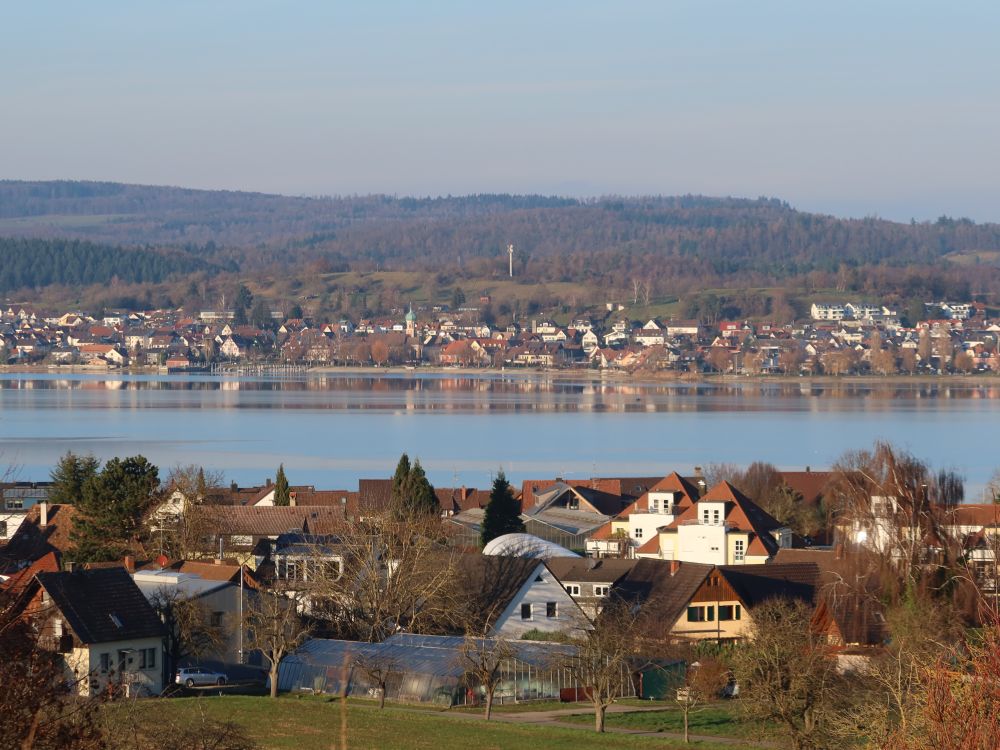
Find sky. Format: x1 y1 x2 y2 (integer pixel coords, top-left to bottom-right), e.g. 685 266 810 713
2 1 999 221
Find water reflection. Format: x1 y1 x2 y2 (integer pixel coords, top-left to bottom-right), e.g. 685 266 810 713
1 373 998 414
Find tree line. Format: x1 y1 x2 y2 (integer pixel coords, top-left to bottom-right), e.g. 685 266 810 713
0 237 213 293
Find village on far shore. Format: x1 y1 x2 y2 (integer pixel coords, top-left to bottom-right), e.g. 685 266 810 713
0 297 997 375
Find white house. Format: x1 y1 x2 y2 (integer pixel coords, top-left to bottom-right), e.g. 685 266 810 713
29 568 166 697
463 556 591 640
635 481 791 565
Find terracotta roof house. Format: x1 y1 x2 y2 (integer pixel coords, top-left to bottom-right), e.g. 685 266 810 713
0 503 77 573
636 481 792 565
588 472 701 558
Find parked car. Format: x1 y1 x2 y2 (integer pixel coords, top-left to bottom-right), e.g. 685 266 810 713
176 667 228 687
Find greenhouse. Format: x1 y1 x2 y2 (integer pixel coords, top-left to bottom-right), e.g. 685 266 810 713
277 633 637 707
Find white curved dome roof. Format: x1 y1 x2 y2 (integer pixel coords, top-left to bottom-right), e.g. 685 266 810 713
482 533 580 559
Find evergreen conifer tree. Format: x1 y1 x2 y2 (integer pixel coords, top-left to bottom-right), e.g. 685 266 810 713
48 451 99 505
390 454 439 519
408 460 439 517
274 464 291 506
480 469 524 546
69 455 159 562
391 454 412 507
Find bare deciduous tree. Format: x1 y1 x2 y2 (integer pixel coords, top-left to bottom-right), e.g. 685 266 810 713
558 600 636 733
352 651 399 710
731 598 844 750
0 589 106 750
242 588 312 699
148 589 228 680
457 624 514 720
308 513 461 642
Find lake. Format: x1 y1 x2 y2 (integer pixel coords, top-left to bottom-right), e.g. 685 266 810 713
0 372 996 497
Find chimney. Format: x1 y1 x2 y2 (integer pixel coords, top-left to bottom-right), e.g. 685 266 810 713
213 557 223 565
39 501 48 528
266 477 273 488
124 555 135 574
289 491 297 507
669 559 679 576
460 485 467 501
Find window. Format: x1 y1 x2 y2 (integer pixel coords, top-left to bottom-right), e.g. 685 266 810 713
594 585 609 597
713 509 721 525
719 605 741 621
139 648 156 670
686 606 715 623
546 602 557 618
210 611 224 627
520 603 532 620
100 653 110 672
734 539 745 562
565 584 580 596
635 528 643 539
6 499 23 510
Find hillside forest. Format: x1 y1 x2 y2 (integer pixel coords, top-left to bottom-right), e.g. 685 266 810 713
1 180 998 323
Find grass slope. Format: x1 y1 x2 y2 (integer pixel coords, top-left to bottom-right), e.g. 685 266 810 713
127 696 741 750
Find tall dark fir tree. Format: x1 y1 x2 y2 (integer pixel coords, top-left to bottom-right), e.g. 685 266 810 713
274 464 291 506
390 453 439 519
480 469 524 546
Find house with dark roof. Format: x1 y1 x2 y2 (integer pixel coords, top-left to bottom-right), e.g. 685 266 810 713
19 567 166 696
544 557 639 617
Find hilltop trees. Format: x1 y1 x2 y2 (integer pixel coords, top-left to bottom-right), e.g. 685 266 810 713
480 469 524 547
69 455 160 562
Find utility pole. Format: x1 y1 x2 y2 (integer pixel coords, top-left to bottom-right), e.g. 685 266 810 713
507 244 514 278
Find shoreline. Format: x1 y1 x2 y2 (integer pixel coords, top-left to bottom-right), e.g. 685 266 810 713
0 362 997 388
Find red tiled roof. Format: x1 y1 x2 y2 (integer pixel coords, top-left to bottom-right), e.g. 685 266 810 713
636 536 660 554
0 504 77 571
618 472 700 518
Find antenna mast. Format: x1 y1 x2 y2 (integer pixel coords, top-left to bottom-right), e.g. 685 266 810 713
507 243 514 278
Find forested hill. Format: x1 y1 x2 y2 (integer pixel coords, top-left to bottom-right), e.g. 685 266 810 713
2 180 1000 301
0 237 219 293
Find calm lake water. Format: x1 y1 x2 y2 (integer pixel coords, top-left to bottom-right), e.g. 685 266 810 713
0 372 996 497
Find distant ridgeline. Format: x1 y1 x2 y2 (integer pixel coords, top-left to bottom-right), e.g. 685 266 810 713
0 236 217 292
2 180 1000 291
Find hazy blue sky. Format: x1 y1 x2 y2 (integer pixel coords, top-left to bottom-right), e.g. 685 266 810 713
2 1 998 221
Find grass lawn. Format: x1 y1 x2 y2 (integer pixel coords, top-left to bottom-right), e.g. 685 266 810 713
123 695 742 750
562 702 772 740
452 696 650 714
